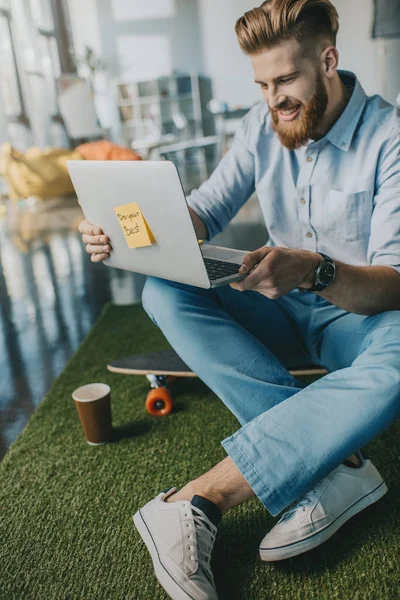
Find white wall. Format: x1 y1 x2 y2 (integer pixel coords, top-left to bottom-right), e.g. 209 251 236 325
334 0 381 95
334 0 400 104
198 0 260 107
68 0 102 56
97 0 204 80
197 0 400 106
383 38 400 106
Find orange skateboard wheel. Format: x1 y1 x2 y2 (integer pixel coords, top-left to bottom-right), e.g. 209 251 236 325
146 387 174 416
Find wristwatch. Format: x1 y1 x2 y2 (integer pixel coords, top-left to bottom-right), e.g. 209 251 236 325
308 252 336 291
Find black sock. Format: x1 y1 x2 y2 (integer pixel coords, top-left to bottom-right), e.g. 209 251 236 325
343 459 361 468
343 450 363 468
191 495 222 528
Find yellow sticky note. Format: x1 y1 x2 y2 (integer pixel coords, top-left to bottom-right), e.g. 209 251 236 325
114 201 155 248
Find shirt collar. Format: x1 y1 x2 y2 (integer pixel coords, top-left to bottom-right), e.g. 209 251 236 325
323 70 367 152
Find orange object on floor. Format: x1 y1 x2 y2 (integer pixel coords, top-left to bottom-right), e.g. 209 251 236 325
75 140 142 161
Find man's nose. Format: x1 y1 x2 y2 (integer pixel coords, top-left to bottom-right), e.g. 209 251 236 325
269 93 287 111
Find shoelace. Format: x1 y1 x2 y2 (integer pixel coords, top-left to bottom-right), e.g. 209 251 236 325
190 505 218 587
278 480 324 522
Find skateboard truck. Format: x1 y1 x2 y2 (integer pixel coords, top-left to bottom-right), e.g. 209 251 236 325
146 374 169 388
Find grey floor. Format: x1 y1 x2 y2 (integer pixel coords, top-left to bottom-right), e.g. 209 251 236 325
0 189 267 460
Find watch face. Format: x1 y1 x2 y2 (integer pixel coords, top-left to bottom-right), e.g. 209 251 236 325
319 262 335 284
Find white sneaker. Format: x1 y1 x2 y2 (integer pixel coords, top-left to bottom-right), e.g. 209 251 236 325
259 453 388 561
133 487 220 600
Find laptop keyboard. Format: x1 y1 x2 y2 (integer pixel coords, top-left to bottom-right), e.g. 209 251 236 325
204 257 242 280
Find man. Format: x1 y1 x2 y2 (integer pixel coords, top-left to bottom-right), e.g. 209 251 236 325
79 0 400 598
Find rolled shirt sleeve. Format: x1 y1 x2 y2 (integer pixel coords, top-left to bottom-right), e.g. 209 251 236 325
186 109 256 240
367 125 400 275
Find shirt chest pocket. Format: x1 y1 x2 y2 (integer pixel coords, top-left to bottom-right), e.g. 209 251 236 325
323 189 373 242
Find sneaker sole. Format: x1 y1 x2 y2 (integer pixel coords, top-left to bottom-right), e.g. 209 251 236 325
259 480 388 562
133 509 198 600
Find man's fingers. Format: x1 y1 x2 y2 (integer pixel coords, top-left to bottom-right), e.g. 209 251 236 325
240 247 273 272
239 256 259 273
91 252 109 263
243 270 266 289
86 243 111 254
229 281 243 291
78 221 109 263
82 233 110 245
79 220 103 236
239 250 262 271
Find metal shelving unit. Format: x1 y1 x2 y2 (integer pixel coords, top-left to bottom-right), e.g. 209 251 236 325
116 73 215 146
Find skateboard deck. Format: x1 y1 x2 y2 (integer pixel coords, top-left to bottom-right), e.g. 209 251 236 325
107 349 197 377
107 348 328 377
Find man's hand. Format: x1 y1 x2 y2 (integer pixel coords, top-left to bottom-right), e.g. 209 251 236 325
230 246 320 298
78 220 112 263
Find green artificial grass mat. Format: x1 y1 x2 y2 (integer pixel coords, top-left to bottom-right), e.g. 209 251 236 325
1 303 399 600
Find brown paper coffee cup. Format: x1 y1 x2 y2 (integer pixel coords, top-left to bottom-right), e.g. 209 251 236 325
72 383 112 445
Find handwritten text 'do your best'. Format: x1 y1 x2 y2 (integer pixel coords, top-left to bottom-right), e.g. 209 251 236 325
113 201 155 248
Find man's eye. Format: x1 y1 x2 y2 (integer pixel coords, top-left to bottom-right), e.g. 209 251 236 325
280 78 295 84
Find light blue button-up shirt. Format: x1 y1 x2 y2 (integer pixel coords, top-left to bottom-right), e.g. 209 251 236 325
187 70 400 275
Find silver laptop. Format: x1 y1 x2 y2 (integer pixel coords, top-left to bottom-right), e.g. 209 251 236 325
67 160 249 289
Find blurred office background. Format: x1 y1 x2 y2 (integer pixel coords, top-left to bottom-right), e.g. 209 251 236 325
1 0 400 459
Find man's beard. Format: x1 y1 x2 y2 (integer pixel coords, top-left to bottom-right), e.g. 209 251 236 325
270 71 328 150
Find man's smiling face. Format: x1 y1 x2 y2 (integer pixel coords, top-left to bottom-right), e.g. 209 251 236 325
251 38 329 150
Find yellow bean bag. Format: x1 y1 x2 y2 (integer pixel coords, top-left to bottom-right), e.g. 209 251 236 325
0 142 83 200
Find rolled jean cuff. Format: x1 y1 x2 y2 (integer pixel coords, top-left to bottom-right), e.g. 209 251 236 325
221 434 284 517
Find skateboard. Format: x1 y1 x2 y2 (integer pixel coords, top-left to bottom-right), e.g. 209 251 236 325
107 348 328 417
107 349 197 416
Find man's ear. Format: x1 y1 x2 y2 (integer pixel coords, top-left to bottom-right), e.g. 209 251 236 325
321 46 339 78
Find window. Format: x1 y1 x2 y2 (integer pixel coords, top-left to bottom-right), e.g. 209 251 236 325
0 0 71 147
30 0 53 30
39 34 61 115
111 0 175 22
0 13 23 117
117 34 172 81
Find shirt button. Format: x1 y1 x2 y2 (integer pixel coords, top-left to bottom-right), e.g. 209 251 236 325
300 198 306 204
306 231 313 238
306 156 313 162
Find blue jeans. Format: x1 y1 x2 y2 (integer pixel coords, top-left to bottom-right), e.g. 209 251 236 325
142 277 400 517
